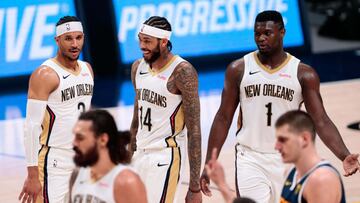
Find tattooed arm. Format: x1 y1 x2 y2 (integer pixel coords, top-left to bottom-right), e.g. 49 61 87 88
129 60 141 155
173 61 202 202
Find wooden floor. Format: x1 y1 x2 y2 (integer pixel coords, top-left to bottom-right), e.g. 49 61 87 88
1 79 360 203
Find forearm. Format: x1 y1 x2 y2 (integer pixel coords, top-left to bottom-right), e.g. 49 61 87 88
316 118 350 161
188 129 201 189
205 113 232 163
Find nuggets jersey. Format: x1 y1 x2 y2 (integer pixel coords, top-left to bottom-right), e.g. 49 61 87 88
40 59 93 149
71 165 130 203
237 51 303 153
135 55 186 150
281 161 346 203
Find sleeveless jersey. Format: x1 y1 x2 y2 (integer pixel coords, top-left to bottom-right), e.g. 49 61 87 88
237 51 303 153
281 161 346 203
135 55 186 150
40 58 93 149
71 164 130 203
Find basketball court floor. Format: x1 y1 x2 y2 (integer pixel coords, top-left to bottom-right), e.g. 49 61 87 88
1 79 359 202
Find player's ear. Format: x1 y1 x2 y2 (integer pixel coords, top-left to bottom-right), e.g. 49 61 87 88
55 35 62 46
98 133 109 147
160 38 168 48
300 131 311 148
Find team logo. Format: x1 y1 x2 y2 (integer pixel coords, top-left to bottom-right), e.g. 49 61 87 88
157 75 166 80
66 23 70 31
279 73 291 78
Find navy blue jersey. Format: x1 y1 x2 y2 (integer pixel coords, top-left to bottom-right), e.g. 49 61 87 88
280 161 346 203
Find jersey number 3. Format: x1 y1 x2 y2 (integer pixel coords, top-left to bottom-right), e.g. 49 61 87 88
140 106 152 131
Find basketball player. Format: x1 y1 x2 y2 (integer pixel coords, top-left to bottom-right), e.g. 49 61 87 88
200 10 359 203
18 16 94 203
129 16 202 203
276 110 346 203
70 110 147 203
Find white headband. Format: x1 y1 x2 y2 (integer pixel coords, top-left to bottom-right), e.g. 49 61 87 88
139 24 172 40
56 21 83 37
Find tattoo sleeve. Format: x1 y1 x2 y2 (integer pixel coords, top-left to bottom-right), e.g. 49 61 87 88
174 62 202 189
129 60 140 154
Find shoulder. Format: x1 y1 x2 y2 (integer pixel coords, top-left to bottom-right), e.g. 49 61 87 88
174 60 197 76
131 59 142 73
297 62 319 85
114 168 141 186
228 58 244 72
83 61 94 78
30 65 59 84
307 166 341 185
304 166 342 197
225 58 244 85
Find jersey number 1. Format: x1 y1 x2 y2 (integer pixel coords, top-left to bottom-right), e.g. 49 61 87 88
265 102 272 126
140 106 152 131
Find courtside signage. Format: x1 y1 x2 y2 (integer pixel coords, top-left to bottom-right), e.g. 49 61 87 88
113 0 305 64
0 0 77 78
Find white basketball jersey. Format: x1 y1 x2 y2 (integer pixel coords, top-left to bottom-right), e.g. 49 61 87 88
135 55 186 150
237 51 303 153
71 164 130 203
40 58 93 149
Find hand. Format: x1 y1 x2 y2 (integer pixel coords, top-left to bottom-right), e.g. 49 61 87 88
185 189 202 203
205 148 226 187
200 169 211 196
18 176 42 203
343 153 360 176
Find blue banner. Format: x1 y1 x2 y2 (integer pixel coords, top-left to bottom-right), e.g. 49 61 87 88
113 0 305 64
0 0 77 78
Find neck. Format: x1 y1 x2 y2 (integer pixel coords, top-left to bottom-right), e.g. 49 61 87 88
257 48 287 69
295 147 321 178
55 52 78 71
150 51 174 71
90 150 115 182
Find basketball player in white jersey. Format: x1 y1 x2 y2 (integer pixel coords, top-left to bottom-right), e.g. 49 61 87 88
200 10 359 203
130 16 202 203
70 110 147 203
19 16 94 203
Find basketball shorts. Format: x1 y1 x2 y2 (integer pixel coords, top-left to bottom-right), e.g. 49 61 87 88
132 146 186 203
37 146 75 203
235 144 285 203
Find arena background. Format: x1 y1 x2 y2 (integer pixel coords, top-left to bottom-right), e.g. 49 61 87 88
0 0 359 202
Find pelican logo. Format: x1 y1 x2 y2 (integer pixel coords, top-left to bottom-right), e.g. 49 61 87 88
66 23 70 31
347 121 360 131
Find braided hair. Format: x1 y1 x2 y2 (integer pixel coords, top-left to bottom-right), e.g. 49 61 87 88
144 16 173 51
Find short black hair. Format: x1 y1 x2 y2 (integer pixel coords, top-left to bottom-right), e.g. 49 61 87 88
79 110 130 164
255 10 284 29
143 16 173 51
56 15 81 26
275 110 316 141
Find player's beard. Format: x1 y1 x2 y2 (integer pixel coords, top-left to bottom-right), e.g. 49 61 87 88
73 144 99 167
144 44 161 64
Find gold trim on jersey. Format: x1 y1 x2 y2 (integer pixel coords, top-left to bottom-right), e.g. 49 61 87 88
38 145 50 203
51 58 81 76
159 146 181 203
148 55 178 76
253 52 292 74
40 106 56 146
170 102 184 136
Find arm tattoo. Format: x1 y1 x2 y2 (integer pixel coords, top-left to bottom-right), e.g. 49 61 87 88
129 60 140 153
174 61 201 189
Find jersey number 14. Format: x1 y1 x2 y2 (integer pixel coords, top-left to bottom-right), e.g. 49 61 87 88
140 106 152 131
